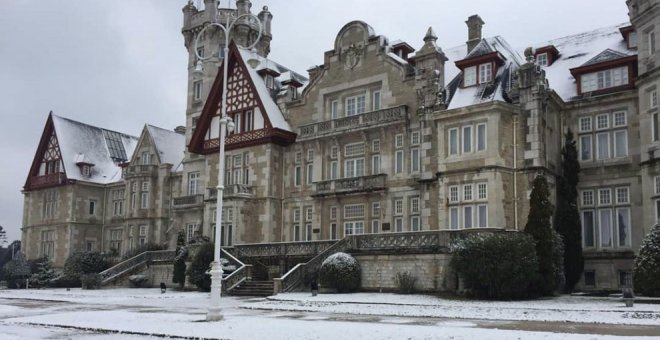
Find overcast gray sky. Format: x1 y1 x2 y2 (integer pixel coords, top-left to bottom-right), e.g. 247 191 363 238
0 0 629 243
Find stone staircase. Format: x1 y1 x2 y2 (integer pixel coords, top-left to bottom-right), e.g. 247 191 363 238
228 280 274 297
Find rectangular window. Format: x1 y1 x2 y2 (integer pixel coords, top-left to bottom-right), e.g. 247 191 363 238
293 208 301 222
649 30 656 54
596 132 610 160
372 139 380 153
40 230 55 258
580 135 592 161
305 223 313 241
479 63 492 83
372 155 380 175
344 158 365 178
330 206 337 220
450 207 460 230
307 149 314 162
295 151 302 164
410 216 420 231
372 91 381 111
579 117 592 132
449 186 459 203
462 126 473 153
463 206 473 228
536 53 548 66
476 123 486 151
295 166 302 186
193 80 203 101
464 66 477 86
330 146 338 159
395 134 404 148
331 100 339 119
616 187 629 204
448 128 459 156
346 95 366 116
330 161 338 179
394 199 403 215
344 204 365 219
596 114 609 130
372 220 380 233
372 202 380 217
655 113 660 141
614 130 628 158
463 184 473 201
599 209 613 248
330 223 337 240
186 224 198 243
477 183 487 200
305 207 313 222
306 163 313 184
582 210 595 248
411 132 421 146
89 200 96 215
410 197 420 214
613 111 627 127
656 176 660 195
477 204 488 228
651 91 658 109
411 148 420 172
395 150 404 174
394 217 404 232
581 67 629 92
345 142 365 157
582 190 594 206
294 225 300 241
599 188 611 205
188 172 200 195
616 207 631 247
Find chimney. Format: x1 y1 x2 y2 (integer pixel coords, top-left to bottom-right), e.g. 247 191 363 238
466 15 485 54
204 0 217 22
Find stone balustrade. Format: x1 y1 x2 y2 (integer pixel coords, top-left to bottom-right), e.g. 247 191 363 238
298 105 408 140
314 174 387 196
173 194 204 208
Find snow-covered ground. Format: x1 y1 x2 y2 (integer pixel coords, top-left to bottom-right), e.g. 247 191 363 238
0 288 658 339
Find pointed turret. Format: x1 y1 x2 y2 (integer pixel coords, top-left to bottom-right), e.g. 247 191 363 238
414 26 448 113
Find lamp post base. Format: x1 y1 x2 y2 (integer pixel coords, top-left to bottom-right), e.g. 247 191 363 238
206 261 224 321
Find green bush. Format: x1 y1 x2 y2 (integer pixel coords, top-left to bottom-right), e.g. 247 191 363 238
121 243 166 261
187 242 214 291
29 257 57 288
319 252 361 293
451 232 539 300
2 252 31 289
634 223 660 296
394 272 417 294
63 251 111 285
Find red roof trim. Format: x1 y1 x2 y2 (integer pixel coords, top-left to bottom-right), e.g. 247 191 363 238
569 55 637 77
454 51 506 69
24 112 69 191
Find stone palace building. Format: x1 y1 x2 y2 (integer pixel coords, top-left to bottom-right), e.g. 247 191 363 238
20 0 660 291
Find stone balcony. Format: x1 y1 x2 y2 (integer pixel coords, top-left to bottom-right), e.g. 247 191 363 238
124 164 158 178
297 105 408 141
207 184 255 200
173 194 204 209
313 174 387 197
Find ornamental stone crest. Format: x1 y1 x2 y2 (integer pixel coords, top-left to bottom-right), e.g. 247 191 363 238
343 44 363 69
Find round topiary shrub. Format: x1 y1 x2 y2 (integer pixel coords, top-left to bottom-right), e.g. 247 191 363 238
319 252 361 293
634 224 660 296
451 232 539 300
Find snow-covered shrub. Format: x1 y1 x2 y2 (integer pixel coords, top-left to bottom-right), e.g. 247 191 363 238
319 252 361 293
63 251 110 284
634 224 660 296
187 242 214 291
394 271 417 294
451 232 539 300
80 273 102 289
29 257 57 288
2 252 31 288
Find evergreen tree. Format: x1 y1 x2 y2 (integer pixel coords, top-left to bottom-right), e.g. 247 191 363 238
633 223 660 296
30 257 57 288
0 225 7 247
525 175 557 296
3 252 31 288
172 230 187 289
554 130 584 292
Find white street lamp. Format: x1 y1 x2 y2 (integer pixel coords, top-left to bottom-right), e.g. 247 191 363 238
193 3 262 322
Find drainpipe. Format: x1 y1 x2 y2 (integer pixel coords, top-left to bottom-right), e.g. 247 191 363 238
513 114 519 231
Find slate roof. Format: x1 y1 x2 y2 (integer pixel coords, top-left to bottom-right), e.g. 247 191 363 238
145 125 185 170
52 115 138 184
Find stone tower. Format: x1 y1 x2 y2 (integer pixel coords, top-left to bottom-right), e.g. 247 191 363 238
181 0 273 148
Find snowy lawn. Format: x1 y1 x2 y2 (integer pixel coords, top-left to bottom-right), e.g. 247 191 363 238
253 292 660 325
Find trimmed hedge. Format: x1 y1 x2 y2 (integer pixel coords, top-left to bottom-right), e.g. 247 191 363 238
319 252 361 293
451 232 539 300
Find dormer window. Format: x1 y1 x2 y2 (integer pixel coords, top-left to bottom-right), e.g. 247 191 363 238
265 74 275 89
82 165 91 177
290 86 298 100
619 26 638 50
629 31 638 49
537 53 548 66
464 66 477 86
580 67 629 93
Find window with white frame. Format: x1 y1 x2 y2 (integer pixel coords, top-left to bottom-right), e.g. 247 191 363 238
372 139 380 153
330 146 339 159
293 224 300 241
330 160 338 179
345 95 366 116
331 100 339 119
305 223 313 241
394 199 403 216
649 30 656 54
372 154 380 175
344 204 365 236
110 229 122 253
479 63 492 83
188 172 200 195
139 225 147 245
410 196 420 231
464 66 477 86
372 91 381 111
448 123 487 156
140 181 149 209
89 199 97 215
330 206 337 220
40 230 54 258
578 111 628 161
295 166 302 186
186 223 198 243
372 219 380 233
306 163 313 184
448 182 488 229
141 151 150 165
43 191 59 219
580 66 630 93
330 223 338 240
651 89 658 110
112 189 125 216
344 142 365 178
372 202 380 217
536 53 548 66
193 80 203 101
411 147 420 173
580 186 631 249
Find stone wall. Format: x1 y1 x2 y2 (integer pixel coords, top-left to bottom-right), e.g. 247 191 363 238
355 253 453 292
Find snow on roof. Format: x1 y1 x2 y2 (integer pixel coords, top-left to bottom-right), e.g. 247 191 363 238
146 125 185 170
238 49 309 132
52 115 137 184
534 23 633 101
445 36 522 110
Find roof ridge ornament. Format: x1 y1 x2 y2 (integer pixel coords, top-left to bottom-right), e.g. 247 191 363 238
424 27 437 43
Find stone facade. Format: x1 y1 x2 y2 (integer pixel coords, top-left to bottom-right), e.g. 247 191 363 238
21 0 660 292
